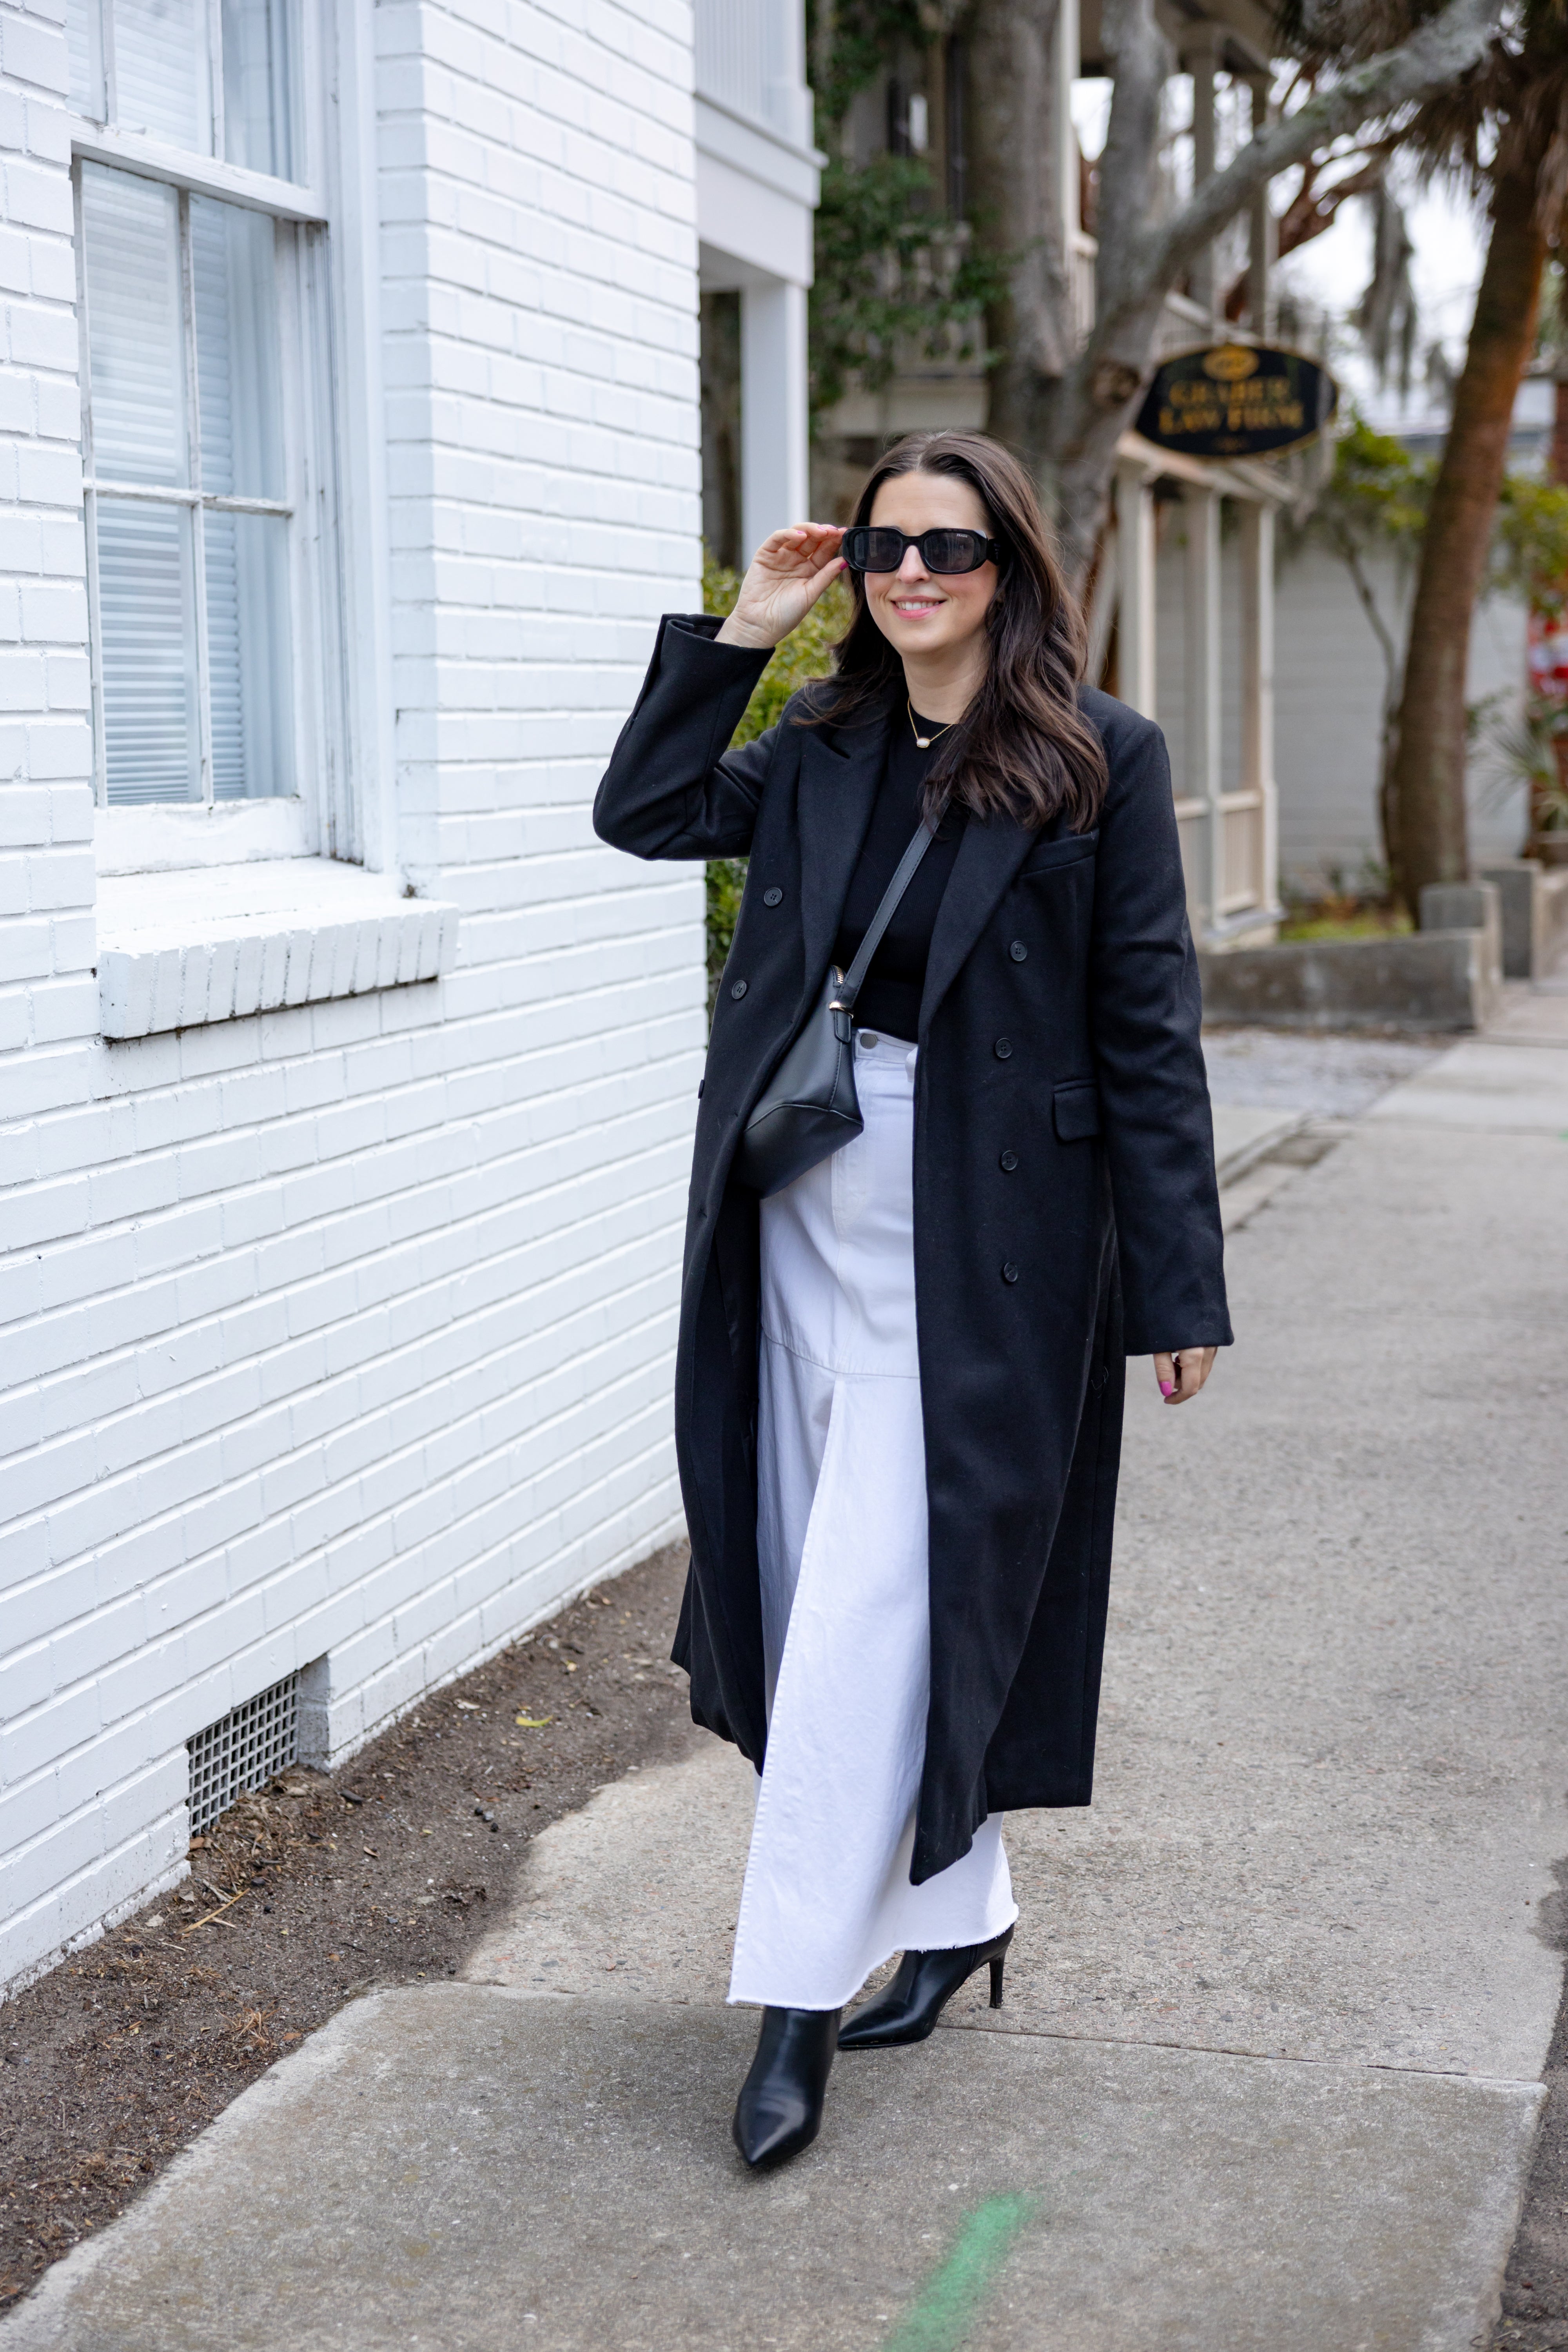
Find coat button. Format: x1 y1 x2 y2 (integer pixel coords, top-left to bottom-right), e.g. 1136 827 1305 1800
994 1036 1013 1059
1009 940 1027 962
1000 1149 1018 1172
730 979 748 999
1002 1261 1020 1284
763 886 784 907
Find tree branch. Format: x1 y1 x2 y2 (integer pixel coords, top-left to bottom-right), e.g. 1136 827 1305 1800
1095 0 1173 322
1330 522 1403 703
1105 0 1496 331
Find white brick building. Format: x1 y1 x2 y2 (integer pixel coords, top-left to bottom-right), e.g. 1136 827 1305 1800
0 0 818 1993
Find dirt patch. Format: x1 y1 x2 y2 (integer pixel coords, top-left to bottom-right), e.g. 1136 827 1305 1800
0 1540 700 2314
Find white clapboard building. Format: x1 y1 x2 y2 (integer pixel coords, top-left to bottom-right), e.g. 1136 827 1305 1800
0 0 818 1992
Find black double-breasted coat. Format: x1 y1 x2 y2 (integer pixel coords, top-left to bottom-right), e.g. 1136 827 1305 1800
595 615 1231 1884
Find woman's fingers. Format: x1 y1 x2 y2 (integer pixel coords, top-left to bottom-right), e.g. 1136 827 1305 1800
719 529 848 650
1154 1347 1218 1403
752 527 844 579
804 552 848 600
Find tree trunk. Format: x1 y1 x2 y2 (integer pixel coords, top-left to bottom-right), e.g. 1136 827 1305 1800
1387 161 1546 911
1543 373 1568 849
967 0 1071 490
1046 0 1172 580
1331 524 1405 866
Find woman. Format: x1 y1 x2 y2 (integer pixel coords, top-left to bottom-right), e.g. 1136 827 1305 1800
594 431 1230 2171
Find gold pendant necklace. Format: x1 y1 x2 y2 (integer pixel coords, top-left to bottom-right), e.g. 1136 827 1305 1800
907 698 956 751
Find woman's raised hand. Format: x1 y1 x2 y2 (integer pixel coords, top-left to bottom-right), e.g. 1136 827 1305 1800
716 525 846 652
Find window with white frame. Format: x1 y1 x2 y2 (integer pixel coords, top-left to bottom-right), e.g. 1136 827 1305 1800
68 0 336 821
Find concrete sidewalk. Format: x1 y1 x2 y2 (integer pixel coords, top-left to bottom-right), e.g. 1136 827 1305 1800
5 1014 1567 2352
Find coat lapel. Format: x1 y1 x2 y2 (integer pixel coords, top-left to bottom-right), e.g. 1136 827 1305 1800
796 710 887 990
919 811 1036 1037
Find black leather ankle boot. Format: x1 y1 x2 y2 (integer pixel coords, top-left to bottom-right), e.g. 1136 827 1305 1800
731 2006 840 2169
837 1925 1013 2049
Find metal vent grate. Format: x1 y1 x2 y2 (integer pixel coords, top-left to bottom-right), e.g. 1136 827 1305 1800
187 1673 299 1836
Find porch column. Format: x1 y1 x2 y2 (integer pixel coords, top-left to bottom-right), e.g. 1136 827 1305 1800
1054 0 1081 243
1247 76 1277 334
1115 461 1156 717
1240 498 1279 916
741 278 809 562
1183 27 1220 321
1183 481 1223 933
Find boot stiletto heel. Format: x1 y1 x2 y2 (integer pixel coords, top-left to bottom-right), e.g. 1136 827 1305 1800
838 1924 1014 2049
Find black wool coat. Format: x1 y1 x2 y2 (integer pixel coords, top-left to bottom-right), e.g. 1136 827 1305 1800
595 615 1232 1883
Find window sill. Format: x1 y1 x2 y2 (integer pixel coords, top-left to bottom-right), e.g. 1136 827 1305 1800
95 799 314 875
97 860 458 1040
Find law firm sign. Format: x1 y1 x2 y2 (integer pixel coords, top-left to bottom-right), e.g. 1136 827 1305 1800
1135 342 1339 461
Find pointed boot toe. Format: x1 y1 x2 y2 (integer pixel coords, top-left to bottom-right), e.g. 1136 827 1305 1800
837 1952 927 2047
838 1927 1014 2049
732 2006 840 2170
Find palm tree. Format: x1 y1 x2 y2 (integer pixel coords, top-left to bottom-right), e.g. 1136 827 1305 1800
1375 2 1568 909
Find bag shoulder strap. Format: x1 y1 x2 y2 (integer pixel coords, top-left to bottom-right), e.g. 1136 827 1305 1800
832 822 934 1015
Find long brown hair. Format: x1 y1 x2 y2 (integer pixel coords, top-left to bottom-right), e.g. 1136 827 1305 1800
802 431 1109 833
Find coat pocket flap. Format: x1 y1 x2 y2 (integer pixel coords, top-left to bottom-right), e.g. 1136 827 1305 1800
1021 828 1098 879
1053 1081 1102 1142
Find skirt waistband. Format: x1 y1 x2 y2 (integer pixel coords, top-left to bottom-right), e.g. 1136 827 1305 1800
853 1029 917 1085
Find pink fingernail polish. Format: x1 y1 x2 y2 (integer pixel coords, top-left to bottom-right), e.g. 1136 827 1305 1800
1159 1380 1174 1397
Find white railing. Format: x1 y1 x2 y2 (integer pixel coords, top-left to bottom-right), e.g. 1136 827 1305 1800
1155 289 1214 356
1071 230 1097 345
695 0 804 142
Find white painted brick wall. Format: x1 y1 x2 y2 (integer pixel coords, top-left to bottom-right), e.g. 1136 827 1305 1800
0 0 709 1993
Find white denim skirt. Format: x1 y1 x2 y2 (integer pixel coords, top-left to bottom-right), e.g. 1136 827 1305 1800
727 1028 1017 2011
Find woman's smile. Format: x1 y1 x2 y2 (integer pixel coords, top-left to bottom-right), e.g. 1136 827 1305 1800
860 473 998 713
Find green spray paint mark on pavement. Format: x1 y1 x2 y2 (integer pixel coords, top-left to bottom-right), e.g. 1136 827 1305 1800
879 2193 1040 2352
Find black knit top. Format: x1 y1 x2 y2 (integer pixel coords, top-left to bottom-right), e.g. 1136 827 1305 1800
831 711 967 1043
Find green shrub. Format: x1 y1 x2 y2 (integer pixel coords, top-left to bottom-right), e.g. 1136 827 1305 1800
701 552 851 1006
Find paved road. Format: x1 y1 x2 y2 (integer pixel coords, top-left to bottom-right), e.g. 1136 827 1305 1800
5 1004 1567 2352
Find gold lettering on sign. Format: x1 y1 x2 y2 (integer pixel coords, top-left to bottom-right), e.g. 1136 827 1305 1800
1158 377 1305 439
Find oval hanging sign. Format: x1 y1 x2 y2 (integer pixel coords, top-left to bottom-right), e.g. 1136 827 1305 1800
1134 342 1339 460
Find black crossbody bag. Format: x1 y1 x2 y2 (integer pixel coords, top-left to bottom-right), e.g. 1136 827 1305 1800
731 824 933 1200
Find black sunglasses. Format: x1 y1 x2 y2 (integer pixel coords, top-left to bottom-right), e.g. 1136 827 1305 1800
841 525 1001 576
